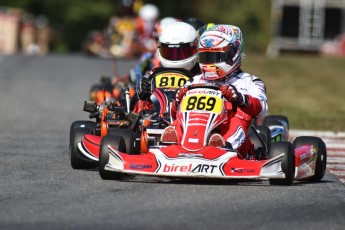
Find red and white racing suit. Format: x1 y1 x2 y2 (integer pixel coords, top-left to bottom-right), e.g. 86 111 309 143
177 70 268 158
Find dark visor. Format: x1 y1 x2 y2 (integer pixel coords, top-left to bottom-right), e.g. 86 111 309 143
159 43 197 61
198 51 233 64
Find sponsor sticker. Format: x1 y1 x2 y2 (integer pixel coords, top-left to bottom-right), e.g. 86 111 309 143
231 168 255 173
188 138 199 143
163 163 218 174
130 164 153 170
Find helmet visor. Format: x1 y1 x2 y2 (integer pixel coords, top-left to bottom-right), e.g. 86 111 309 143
198 51 233 64
159 43 197 61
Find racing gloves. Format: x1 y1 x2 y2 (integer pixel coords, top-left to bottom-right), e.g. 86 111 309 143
139 73 152 94
220 84 248 107
137 72 153 100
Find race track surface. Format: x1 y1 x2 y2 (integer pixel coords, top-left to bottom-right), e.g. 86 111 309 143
0 54 344 230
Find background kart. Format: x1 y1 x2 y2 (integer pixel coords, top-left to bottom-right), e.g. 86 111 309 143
70 68 194 169
89 75 135 105
69 97 131 169
98 85 327 185
262 115 289 142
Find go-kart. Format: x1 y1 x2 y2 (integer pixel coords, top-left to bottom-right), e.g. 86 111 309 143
69 92 131 169
70 68 194 169
89 75 135 105
98 85 327 185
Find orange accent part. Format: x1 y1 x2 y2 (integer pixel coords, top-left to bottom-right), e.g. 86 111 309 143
130 88 136 98
96 90 112 104
100 107 109 137
143 119 151 127
140 130 149 153
113 89 121 99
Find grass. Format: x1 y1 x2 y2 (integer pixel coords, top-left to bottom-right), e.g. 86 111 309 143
241 53 345 132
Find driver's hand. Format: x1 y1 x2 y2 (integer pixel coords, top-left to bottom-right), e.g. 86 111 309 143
139 73 152 94
220 84 247 106
220 85 238 102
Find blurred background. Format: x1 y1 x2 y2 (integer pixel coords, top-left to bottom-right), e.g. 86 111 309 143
1 0 345 131
1 0 344 56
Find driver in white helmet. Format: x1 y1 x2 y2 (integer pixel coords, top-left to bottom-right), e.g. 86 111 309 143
130 21 201 113
170 24 268 159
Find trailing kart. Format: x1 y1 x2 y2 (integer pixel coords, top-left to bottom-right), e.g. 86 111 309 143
70 68 194 169
98 85 327 185
69 96 130 169
89 75 135 105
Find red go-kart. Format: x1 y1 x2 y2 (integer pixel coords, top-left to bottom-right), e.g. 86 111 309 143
98 85 327 185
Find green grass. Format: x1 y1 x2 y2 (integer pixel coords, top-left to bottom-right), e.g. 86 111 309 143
241 53 345 132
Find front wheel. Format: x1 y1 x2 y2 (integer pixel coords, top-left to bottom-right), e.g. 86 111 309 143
69 127 97 169
99 134 125 180
293 136 327 182
269 141 295 185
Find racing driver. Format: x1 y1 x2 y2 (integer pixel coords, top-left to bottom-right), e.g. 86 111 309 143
169 24 268 159
130 21 201 113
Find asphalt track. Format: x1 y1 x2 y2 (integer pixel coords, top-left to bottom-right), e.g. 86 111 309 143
0 54 345 230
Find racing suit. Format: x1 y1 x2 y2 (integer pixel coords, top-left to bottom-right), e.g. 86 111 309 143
174 69 268 158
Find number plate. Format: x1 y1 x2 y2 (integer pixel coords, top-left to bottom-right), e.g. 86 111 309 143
181 89 223 114
155 73 189 88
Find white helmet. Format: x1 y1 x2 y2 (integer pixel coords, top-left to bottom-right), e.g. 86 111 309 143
198 24 244 80
153 17 178 40
139 4 159 22
158 22 198 70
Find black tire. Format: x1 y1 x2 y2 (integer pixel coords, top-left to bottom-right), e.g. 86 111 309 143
107 129 138 154
70 120 95 141
263 115 289 141
69 127 97 169
293 136 327 182
99 134 125 180
269 141 295 185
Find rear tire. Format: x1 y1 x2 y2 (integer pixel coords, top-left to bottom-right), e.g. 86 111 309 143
107 129 138 154
293 136 327 182
69 127 97 169
269 141 295 185
99 134 125 180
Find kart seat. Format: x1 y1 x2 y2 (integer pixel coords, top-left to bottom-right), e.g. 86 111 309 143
248 125 271 159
